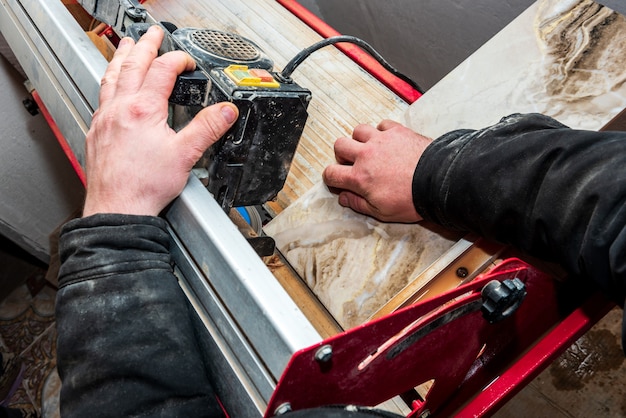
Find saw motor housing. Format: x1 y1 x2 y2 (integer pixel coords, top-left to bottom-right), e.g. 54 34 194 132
129 24 312 213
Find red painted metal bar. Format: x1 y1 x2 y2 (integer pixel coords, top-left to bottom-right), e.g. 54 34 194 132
31 90 86 186
275 0 422 104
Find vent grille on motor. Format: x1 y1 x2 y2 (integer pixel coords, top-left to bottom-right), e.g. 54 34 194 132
190 30 260 61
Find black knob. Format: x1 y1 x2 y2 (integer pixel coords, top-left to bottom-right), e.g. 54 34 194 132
481 278 527 323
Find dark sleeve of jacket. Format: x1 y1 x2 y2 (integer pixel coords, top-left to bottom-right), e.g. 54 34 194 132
56 214 224 418
412 112 626 343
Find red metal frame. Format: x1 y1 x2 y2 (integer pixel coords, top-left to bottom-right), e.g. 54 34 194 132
453 291 613 417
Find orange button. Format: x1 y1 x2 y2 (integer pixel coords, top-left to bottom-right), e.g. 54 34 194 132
249 68 275 83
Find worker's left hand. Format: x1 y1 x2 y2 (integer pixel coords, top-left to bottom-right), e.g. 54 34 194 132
82 25 238 217
323 120 431 223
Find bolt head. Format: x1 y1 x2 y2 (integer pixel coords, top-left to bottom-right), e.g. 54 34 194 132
274 402 292 415
456 267 469 278
314 344 333 363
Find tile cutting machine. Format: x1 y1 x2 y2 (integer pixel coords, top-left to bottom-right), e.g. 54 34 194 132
0 0 618 416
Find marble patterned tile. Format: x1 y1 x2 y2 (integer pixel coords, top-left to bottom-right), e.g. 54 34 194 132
0 305 54 357
19 325 57 414
405 0 626 137
264 182 460 329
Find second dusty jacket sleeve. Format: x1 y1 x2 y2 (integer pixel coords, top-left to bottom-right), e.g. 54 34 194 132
412 113 626 305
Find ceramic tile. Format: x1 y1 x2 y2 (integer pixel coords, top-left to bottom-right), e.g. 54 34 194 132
4 383 34 414
0 303 54 357
18 325 56 411
264 182 460 329
30 286 56 319
0 285 33 321
405 1 626 137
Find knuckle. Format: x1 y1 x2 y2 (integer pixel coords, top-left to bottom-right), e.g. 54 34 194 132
119 58 138 75
151 55 171 71
100 75 114 87
126 100 151 120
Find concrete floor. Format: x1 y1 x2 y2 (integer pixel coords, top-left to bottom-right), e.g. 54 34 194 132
496 307 626 417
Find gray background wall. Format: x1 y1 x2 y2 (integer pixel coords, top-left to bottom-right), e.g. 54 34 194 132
298 0 535 90
597 1 626 14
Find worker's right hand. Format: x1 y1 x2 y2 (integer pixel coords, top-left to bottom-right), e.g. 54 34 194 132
323 120 431 223
82 25 238 217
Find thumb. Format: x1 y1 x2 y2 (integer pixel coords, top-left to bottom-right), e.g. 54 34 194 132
179 102 239 152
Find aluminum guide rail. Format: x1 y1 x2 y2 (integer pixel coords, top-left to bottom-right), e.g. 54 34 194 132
170 231 270 417
0 0 323 412
166 175 323 379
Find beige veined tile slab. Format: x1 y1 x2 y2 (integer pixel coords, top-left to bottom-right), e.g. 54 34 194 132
405 0 626 137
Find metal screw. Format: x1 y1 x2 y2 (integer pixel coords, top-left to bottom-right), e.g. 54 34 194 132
125 5 146 21
314 344 333 363
274 402 292 415
456 266 469 278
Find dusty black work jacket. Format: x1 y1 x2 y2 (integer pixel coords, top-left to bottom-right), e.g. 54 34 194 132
413 113 626 344
56 113 626 417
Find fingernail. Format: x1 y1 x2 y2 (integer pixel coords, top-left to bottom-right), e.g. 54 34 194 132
119 37 133 47
221 105 237 124
147 25 161 34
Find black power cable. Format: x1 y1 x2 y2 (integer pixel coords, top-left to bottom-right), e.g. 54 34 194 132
278 35 424 94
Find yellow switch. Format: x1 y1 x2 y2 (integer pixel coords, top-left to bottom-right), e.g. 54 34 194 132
224 65 280 88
